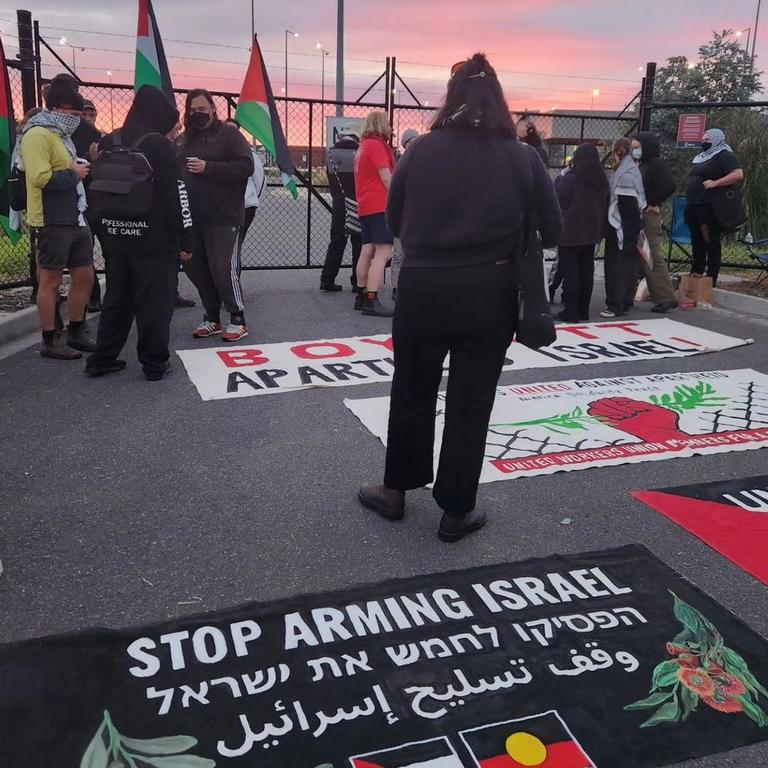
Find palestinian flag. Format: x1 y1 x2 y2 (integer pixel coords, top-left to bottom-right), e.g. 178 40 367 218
236 34 298 199
460 712 595 768
351 738 463 768
0 33 20 244
135 0 174 103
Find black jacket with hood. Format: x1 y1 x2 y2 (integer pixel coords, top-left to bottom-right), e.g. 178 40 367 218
97 85 193 255
637 131 676 207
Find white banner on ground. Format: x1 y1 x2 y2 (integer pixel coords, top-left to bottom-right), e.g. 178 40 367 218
344 369 768 482
176 320 752 401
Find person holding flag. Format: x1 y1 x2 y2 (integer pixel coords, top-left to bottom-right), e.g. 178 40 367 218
180 89 254 342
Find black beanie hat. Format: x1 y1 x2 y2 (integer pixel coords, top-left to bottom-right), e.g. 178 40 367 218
45 77 84 111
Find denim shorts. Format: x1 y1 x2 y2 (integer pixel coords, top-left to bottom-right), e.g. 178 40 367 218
360 212 393 246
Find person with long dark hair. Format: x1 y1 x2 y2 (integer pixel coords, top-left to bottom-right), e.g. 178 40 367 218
601 137 645 318
179 89 253 341
357 53 561 542
554 143 609 322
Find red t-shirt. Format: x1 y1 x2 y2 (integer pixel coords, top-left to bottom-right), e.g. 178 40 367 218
354 136 395 216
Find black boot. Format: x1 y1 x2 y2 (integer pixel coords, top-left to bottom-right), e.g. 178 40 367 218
40 332 81 360
85 359 127 377
358 482 405 521
320 281 343 292
66 323 97 353
438 509 487 543
361 295 394 318
353 290 365 310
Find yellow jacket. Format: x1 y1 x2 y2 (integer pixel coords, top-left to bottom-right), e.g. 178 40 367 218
20 126 80 228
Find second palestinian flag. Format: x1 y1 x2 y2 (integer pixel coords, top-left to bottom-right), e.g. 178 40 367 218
351 737 463 768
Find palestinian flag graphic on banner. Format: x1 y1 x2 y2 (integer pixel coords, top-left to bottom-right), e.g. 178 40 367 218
350 737 463 768
135 0 174 102
236 34 298 199
459 711 595 768
0 33 20 244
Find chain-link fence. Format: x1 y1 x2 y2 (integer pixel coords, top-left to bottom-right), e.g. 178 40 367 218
0 61 31 288
650 103 768 271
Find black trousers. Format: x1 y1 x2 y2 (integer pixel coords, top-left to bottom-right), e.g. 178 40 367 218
240 206 256 249
685 203 722 284
558 244 595 320
87 251 177 377
604 226 636 314
384 262 518 516
321 195 362 286
548 252 564 300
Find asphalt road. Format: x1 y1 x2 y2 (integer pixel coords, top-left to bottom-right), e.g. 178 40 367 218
1 267 767 768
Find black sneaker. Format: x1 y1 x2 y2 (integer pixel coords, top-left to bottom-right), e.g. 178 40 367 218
175 294 196 308
41 332 82 360
145 360 172 382
320 281 343 292
85 359 127 377
66 325 97 353
361 297 394 318
651 301 679 314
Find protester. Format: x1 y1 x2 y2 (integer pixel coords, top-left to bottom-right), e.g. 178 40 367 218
601 137 646 318
320 131 362 292
47 76 104 313
684 129 743 286
85 85 192 380
517 117 548 166
19 76 95 359
390 128 420 299
358 53 561 542
354 111 396 317
554 144 610 322
179 89 254 341
632 132 678 313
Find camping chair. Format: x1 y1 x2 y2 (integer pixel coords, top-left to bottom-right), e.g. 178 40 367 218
665 195 692 272
738 236 768 286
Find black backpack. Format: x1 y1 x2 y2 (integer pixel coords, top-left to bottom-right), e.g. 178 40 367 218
89 131 157 217
8 164 26 212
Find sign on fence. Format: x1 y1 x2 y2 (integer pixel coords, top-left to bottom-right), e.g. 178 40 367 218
676 114 707 148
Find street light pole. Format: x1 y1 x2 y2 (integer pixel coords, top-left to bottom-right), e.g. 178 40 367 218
284 29 298 143
335 0 344 116
250 0 254 45
107 70 114 131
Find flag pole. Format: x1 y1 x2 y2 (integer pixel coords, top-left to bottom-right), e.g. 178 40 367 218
335 0 344 116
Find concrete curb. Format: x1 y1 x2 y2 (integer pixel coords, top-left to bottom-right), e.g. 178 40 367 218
0 277 106 348
713 288 768 318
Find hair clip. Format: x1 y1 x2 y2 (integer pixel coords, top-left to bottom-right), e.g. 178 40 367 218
468 71 487 79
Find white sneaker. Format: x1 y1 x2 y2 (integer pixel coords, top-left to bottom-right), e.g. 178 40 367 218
599 309 617 319
222 323 249 342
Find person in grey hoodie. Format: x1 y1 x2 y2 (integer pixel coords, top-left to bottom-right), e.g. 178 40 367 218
631 132 678 313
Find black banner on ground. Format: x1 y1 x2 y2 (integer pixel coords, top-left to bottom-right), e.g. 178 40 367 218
1 545 767 767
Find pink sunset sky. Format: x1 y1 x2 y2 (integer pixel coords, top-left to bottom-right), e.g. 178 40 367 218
1 0 765 112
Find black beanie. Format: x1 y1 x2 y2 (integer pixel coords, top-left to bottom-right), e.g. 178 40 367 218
45 77 84 111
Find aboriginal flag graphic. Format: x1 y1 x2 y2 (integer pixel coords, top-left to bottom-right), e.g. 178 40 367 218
460 711 594 768
351 737 463 768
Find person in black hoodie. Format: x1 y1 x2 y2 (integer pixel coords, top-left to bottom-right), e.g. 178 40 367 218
320 132 362 291
85 85 193 381
179 89 254 342
554 143 610 322
357 53 561 543
631 132 678 312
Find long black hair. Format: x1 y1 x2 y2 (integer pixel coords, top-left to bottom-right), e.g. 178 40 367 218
431 53 514 139
571 143 610 194
183 88 218 136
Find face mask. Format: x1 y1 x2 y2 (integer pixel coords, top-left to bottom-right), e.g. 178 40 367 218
52 111 81 137
631 148 642 160
701 141 712 152
189 112 212 130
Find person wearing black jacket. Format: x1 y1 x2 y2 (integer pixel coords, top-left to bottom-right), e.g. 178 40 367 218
320 133 362 291
179 89 254 342
357 54 562 543
632 132 678 312
554 144 609 322
85 85 193 381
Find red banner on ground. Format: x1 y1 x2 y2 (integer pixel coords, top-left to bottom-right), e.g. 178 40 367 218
633 476 768 585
